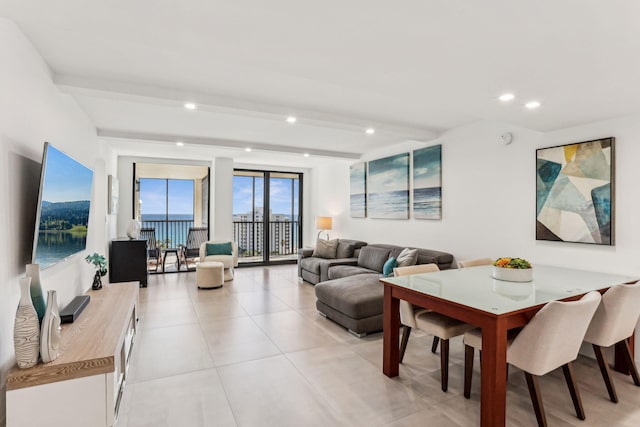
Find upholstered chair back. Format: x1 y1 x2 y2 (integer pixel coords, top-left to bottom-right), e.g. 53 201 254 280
508 291 601 376
457 258 493 268
584 282 640 347
393 263 440 328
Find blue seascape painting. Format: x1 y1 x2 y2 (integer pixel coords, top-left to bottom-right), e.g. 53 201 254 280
413 145 442 219
350 162 367 217
368 153 409 219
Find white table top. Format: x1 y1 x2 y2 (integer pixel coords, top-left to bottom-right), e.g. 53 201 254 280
381 265 637 315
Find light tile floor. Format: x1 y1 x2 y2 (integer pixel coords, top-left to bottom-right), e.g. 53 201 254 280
117 265 640 426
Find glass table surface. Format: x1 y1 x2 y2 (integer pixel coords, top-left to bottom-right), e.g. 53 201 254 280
382 264 637 315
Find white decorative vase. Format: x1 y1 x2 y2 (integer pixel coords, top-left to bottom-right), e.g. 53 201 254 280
41 290 62 363
25 264 46 323
126 219 141 239
492 266 533 282
14 277 40 368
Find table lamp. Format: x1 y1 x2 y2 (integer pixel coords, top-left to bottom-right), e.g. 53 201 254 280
315 216 333 240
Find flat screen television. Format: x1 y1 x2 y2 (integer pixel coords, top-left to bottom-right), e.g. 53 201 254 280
32 142 94 269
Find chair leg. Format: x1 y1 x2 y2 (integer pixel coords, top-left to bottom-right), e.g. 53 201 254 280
399 325 411 363
464 344 474 398
524 372 547 427
431 336 439 353
440 338 449 392
562 362 586 420
622 338 640 386
593 344 618 403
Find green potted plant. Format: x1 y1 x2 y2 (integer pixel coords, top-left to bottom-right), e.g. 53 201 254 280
85 253 108 290
492 257 533 282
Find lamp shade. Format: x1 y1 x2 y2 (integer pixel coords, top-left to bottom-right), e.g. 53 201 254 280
315 216 333 230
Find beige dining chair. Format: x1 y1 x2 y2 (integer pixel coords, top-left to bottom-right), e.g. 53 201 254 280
583 282 640 402
462 291 601 427
395 263 474 392
457 258 493 268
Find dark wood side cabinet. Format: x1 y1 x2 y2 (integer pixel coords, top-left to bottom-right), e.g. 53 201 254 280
110 239 148 287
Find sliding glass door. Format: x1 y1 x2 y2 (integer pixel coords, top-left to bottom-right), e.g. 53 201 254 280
233 170 302 264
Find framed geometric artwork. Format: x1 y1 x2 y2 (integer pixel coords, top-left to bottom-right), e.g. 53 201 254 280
350 162 367 218
367 153 410 219
413 144 442 219
536 137 614 245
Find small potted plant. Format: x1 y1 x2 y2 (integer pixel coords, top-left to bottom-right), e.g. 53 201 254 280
492 257 533 282
85 253 108 290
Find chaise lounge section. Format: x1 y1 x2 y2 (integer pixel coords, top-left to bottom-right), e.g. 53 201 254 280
314 244 454 336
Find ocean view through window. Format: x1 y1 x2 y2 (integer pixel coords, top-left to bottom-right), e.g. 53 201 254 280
233 170 302 263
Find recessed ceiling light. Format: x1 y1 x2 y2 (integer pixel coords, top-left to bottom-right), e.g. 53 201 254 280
303 153 310 158
286 116 297 124
176 141 184 147
245 147 252 152
365 128 375 135
499 93 515 102
525 101 541 109
184 102 197 110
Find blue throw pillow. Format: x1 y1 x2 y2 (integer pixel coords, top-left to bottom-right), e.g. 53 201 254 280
383 257 398 277
206 242 233 256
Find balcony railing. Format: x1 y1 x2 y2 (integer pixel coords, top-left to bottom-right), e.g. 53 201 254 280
233 220 300 262
140 219 194 248
140 219 299 262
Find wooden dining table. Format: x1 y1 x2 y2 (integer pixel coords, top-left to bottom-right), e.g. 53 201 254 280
380 264 637 427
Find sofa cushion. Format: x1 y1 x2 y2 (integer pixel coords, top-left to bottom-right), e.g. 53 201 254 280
206 242 233 256
328 265 379 280
315 274 383 319
336 241 356 259
312 239 338 259
357 246 391 273
396 248 419 267
382 257 397 277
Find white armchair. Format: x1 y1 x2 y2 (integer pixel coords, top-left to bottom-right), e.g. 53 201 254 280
199 240 238 281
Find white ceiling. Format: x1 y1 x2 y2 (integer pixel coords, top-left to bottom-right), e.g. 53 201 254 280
3 1 640 161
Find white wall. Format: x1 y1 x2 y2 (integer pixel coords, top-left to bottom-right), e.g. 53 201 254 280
312 117 640 276
0 19 116 425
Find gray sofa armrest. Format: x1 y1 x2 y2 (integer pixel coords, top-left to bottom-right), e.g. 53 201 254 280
298 247 315 258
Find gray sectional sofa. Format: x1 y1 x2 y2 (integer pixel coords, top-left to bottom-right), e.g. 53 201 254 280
311 243 454 337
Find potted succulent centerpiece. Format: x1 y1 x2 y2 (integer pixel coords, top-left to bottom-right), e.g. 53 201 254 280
85 253 108 290
492 257 533 282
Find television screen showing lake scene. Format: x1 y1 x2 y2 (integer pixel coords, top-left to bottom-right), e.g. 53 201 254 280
367 153 409 219
350 162 367 218
33 143 93 269
413 144 442 219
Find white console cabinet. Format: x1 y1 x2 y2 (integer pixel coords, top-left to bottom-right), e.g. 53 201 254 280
6 282 139 427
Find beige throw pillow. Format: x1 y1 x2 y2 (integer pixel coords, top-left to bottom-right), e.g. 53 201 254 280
396 248 419 267
312 239 338 259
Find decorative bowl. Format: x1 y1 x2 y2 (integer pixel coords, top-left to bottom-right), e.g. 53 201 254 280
492 266 533 282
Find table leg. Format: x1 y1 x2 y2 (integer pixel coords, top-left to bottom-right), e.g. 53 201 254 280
480 318 508 427
383 284 400 377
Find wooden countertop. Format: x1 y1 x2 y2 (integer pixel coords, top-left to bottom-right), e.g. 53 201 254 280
6 281 139 391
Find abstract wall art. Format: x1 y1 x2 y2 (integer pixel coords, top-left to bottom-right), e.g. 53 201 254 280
413 144 442 219
367 153 410 219
350 162 367 218
536 137 614 245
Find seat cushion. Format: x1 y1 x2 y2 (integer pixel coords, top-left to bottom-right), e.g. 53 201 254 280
327 265 379 280
415 311 475 339
202 254 234 268
315 274 383 319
